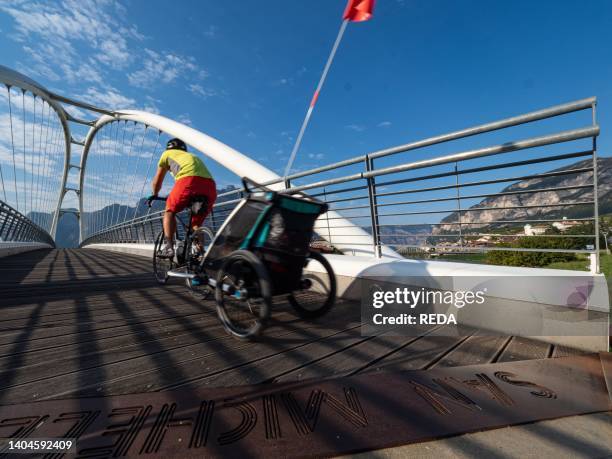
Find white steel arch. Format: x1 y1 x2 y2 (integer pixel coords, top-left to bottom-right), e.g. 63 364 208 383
0 65 72 241
79 110 400 257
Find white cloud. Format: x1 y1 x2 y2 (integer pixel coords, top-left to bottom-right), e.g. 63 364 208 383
2 0 216 117
79 87 135 109
0 0 142 83
345 124 366 132
128 49 207 90
188 83 216 99
377 121 392 128
143 95 161 115
177 113 192 126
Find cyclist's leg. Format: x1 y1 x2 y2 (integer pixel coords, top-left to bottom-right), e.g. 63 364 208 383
189 178 217 231
160 178 190 257
163 210 177 242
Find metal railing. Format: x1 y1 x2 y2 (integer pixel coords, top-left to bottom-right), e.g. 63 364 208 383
0 201 55 246
79 192 243 246
81 97 603 273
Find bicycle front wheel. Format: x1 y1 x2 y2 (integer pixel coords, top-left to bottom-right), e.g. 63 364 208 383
153 230 174 284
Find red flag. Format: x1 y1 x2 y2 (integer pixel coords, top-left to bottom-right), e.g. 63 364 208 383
343 0 375 22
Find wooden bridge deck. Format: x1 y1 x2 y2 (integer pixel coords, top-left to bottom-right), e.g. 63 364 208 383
0 249 584 405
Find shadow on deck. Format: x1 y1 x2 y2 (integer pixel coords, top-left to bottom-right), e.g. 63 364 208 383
0 248 587 405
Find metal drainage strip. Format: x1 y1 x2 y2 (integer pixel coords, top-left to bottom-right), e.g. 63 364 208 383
0 353 610 458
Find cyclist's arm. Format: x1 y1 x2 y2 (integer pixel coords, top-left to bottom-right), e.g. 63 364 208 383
152 167 167 196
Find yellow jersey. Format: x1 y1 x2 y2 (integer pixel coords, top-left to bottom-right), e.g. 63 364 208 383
158 149 212 181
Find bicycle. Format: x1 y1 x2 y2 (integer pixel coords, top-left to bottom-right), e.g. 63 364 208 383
149 195 215 299
150 177 337 339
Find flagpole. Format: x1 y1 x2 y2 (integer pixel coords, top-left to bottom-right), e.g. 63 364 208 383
283 19 349 179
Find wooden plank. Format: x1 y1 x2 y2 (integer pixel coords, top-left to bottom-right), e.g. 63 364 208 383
3 319 361 402
496 336 552 362
274 332 423 383
0 312 211 356
431 333 512 368
361 326 475 373
552 345 589 358
193 326 371 388
0 303 355 378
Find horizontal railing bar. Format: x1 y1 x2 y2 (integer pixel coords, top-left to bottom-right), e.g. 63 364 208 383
311 184 370 200
386 243 595 254
375 201 594 218
375 150 593 190
379 233 596 238
260 97 596 187
316 216 597 231
319 194 370 205
363 126 599 180
370 184 593 209
288 173 364 193
368 98 596 161
324 201 595 221
325 181 593 212
375 167 594 199
321 162 591 204
375 218 596 228
293 140 595 196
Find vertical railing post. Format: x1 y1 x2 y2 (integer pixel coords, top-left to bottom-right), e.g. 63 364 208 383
455 163 464 248
16 219 26 241
8 215 20 241
9 217 19 241
591 101 600 274
25 225 33 241
210 207 216 234
0 205 8 239
323 187 332 247
365 155 381 258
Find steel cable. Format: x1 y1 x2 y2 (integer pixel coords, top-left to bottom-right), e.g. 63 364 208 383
6 86 19 211
131 130 161 222
122 124 149 223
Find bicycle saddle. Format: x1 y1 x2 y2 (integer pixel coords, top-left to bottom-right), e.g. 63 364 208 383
190 195 208 215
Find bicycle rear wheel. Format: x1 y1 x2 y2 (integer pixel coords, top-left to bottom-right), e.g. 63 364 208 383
153 230 174 284
215 250 271 339
288 251 336 319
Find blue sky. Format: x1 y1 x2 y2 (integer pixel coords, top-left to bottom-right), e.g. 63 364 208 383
0 0 610 223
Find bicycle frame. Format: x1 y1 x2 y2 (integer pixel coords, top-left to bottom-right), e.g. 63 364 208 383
148 196 196 268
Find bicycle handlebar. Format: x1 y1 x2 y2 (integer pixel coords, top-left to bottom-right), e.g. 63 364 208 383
146 195 167 207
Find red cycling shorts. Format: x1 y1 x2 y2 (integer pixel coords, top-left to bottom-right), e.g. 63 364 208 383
166 176 217 227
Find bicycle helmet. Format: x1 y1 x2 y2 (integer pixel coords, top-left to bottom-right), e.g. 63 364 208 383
166 138 187 151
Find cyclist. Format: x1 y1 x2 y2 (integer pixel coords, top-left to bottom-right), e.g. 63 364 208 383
147 138 217 258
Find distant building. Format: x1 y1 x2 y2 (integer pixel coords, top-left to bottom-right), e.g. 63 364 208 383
552 217 581 232
524 224 548 236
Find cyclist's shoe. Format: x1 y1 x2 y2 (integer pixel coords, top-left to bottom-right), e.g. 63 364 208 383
158 243 175 259
191 277 202 286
